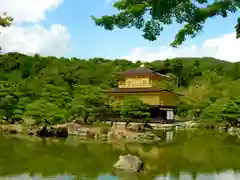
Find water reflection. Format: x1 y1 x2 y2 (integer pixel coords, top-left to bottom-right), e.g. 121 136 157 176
0 174 73 180
166 131 173 142
2 171 240 180
0 130 239 180
155 171 240 180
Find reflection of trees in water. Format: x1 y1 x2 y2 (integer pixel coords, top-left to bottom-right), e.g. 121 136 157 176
166 131 173 141
0 137 121 179
112 131 240 179
154 171 240 180
0 131 240 179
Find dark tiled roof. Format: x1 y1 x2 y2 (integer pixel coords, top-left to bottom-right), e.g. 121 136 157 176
117 67 169 77
103 88 182 95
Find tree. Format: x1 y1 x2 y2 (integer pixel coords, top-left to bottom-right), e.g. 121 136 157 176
110 96 150 128
69 85 107 123
0 12 12 27
1 52 240 125
201 98 229 124
170 59 183 87
236 17 240 38
163 59 171 71
221 97 240 126
179 84 212 120
0 82 20 122
92 0 240 47
24 99 67 125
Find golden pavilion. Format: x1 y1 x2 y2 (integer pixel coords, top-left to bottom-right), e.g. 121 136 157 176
104 64 181 122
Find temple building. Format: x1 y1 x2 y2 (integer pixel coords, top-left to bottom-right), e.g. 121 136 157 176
104 64 181 122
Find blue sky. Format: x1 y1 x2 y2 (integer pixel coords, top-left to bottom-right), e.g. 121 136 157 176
39 0 240 60
1 0 239 61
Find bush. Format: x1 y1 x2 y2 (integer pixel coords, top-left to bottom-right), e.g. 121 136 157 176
23 118 36 126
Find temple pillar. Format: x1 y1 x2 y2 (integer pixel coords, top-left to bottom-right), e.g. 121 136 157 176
166 109 174 120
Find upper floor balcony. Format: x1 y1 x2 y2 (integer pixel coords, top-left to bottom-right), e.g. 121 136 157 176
118 78 159 88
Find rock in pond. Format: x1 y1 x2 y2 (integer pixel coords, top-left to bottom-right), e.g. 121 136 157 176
36 126 68 138
2 125 22 134
135 132 161 143
113 154 144 172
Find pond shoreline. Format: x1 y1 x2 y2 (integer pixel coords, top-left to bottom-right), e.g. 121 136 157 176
0 121 239 143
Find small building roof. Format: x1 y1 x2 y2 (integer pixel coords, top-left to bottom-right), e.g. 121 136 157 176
116 65 169 78
103 88 183 95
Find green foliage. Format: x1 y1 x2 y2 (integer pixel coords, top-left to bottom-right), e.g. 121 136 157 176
0 53 240 125
0 12 12 27
92 0 240 47
110 96 150 124
236 17 240 38
221 97 240 126
122 96 150 119
69 85 107 123
24 100 67 125
200 98 229 123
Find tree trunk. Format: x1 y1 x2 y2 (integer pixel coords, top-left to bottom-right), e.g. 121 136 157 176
83 110 89 124
125 121 130 129
176 76 179 88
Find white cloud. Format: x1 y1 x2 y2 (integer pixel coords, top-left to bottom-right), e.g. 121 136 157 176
0 0 71 57
122 32 240 62
0 0 63 24
0 24 70 57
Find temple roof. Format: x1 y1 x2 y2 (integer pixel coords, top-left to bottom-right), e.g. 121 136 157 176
117 66 169 78
103 88 183 95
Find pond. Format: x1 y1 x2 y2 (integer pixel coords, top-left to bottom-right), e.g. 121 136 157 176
1 130 240 180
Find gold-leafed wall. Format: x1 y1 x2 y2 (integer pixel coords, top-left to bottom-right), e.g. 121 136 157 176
108 92 179 106
118 77 151 88
118 76 165 88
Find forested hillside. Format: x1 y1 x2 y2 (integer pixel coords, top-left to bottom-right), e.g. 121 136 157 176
0 52 240 125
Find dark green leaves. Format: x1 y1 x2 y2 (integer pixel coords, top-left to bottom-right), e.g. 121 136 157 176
221 97 240 125
143 19 163 41
92 0 240 47
110 96 150 122
236 17 240 38
0 12 13 27
1 52 240 126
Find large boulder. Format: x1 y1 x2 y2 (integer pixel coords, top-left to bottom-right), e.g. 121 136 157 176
55 127 68 137
113 154 144 172
135 132 161 143
227 127 240 136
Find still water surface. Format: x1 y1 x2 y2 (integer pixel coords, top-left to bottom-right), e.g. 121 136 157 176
1 130 240 180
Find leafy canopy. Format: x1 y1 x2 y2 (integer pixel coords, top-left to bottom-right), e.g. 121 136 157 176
0 12 12 27
92 0 240 47
110 96 150 122
1 53 240 125
221 96 240 126
69 85 107 122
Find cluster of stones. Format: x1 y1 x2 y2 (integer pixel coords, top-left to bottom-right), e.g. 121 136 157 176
135 132 161 143
110 121 200 131
0 125 22 135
